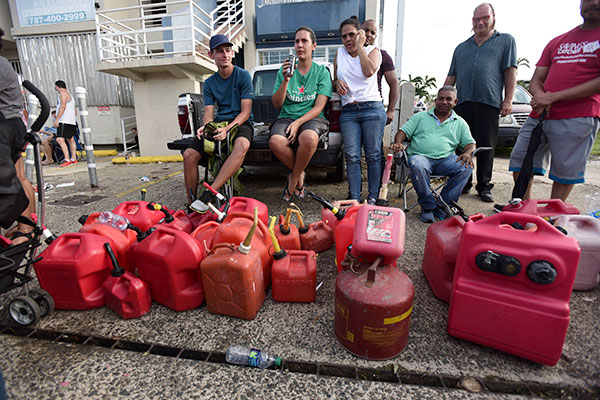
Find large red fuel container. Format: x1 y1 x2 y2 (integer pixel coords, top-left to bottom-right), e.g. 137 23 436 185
422 213 485 303
274 211 301 251
554 214 600 291
499 199 579 218
334 257 414 360
158 209 193 233
334 206 361 272
79 223 137 273
34 233 113 310
200 242 265 320
299 220 333 253
187 209 217 230
191 221 220 258
112 201 165 231
351 205 405 266
272 249 317 303
322 200 360 237
448 212 581 366
102 243 151 319
213 211 272 287
228 197 269 225
135 226 204 311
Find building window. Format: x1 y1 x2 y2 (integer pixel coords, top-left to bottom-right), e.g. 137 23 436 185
257 45 337 66
141 0 166 27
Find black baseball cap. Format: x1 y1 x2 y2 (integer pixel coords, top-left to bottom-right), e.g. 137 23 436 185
209 34 233 51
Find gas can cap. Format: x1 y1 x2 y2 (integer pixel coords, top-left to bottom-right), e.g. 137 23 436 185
527 261 557 284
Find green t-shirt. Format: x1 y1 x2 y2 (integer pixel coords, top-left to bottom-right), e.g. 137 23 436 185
401 109 475 159
273 62 332 119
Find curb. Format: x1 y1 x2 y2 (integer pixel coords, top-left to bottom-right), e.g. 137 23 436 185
22 149 117 158
112 155 183 164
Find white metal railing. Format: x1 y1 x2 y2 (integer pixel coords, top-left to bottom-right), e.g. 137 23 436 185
96 0 245 63
120 115 138 155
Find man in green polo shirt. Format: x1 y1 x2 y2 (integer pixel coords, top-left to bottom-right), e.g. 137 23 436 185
270 26 332 202
391 86 475 223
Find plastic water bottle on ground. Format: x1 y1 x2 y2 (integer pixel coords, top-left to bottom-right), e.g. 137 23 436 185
98 211 130 231
225 345 282 369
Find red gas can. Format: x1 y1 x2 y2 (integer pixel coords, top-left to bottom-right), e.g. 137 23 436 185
499 199 579 218
191 221 220 258
422 213 485 303
79 223 137 273
187 209 217 230
228 197 269 225
112 201 165 231
200 243 265 320
322 200 360 237
158 209 193 233
448 212 581 365
274 211 301 251
299 220 333 253
272 249 317 303
334 258 414 360
135 226 205 311
34 233 113 310
334 206 361 272
213 211 272 287
102 243 151 319
351 205 405 266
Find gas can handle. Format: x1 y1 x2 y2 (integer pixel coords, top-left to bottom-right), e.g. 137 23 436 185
365 256 384 287
207 242 236 256
486 212 560 235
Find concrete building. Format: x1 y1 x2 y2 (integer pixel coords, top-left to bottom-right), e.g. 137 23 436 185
2 0 399 156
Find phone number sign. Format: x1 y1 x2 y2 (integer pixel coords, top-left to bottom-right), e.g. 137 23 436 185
17 0 96 27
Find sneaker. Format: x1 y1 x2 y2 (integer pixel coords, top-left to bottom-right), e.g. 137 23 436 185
59 161 72 167
367 198 377 205
477 190 494 203
420 209 435 223
433 206 448 221
70 159 78 165
493 204 506 213
461 186 471 195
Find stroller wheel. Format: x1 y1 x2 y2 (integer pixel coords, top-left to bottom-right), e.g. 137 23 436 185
29 288 55 317
8 295 41 326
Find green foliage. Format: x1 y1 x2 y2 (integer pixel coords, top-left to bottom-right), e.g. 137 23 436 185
401 74 437 102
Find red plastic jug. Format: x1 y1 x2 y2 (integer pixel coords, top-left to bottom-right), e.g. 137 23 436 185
448 212 581 366
33 233 113 310
335 257 414 360
295 211 333 253
200 239 265 320
80 212 102 226
135 226 205 311
274 210 301 251
351 205 405 266
321 200 360 236
102 243 151 319
228 197 269 225
334 206 361 272
422 213 485 303
499 199 579 218
191 221 220 258
187 209 218 230
554 214 600 291
213 211 272 287
158 209 193 233
112 201 165 231
79 223 137 273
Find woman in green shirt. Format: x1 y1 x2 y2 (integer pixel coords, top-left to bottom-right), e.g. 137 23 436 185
270 26 333 201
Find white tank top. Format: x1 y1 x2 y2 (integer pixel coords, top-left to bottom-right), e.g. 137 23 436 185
336 46 382 106
57 92 76 125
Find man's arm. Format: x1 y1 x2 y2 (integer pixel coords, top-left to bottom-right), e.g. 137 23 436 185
284 95 329 143
196 105 215 138
272 66 290 109
384 69 399 125
501 67 517 117
444 76 456 86
54 92 68 127
390 129 408 152
457 143 476 168
211 99 253 141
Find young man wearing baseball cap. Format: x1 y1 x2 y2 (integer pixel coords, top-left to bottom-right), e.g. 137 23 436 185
183 34 255 203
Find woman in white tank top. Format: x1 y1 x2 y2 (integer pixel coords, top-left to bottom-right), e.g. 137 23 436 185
334 16 387 203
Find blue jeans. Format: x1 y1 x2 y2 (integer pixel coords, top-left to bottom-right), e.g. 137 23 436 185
340 101 387 201
409 154 472 210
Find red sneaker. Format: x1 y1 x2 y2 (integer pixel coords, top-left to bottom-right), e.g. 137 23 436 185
59 161 72 167
70 159 79 165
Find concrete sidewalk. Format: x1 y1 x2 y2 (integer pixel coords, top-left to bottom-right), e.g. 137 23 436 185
1 155 598 399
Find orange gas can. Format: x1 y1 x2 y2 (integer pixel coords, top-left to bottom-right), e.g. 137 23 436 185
295 211 333 253
274 209 301 251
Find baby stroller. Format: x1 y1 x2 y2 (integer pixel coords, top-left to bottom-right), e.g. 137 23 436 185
0 80 56 326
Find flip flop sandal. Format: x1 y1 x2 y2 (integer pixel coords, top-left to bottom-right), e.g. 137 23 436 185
9 231 35 247
295 183 306 199
283 173 294 202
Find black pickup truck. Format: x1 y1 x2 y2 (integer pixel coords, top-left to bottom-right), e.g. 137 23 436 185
167 62 345 182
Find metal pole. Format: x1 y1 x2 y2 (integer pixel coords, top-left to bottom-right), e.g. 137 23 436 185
392 0 407 137
25 94 40 181
75 87 99 188
121 117 128 155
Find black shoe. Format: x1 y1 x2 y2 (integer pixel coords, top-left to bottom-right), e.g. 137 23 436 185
493 204 506 213
478 190 494 203
461 187 471 195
